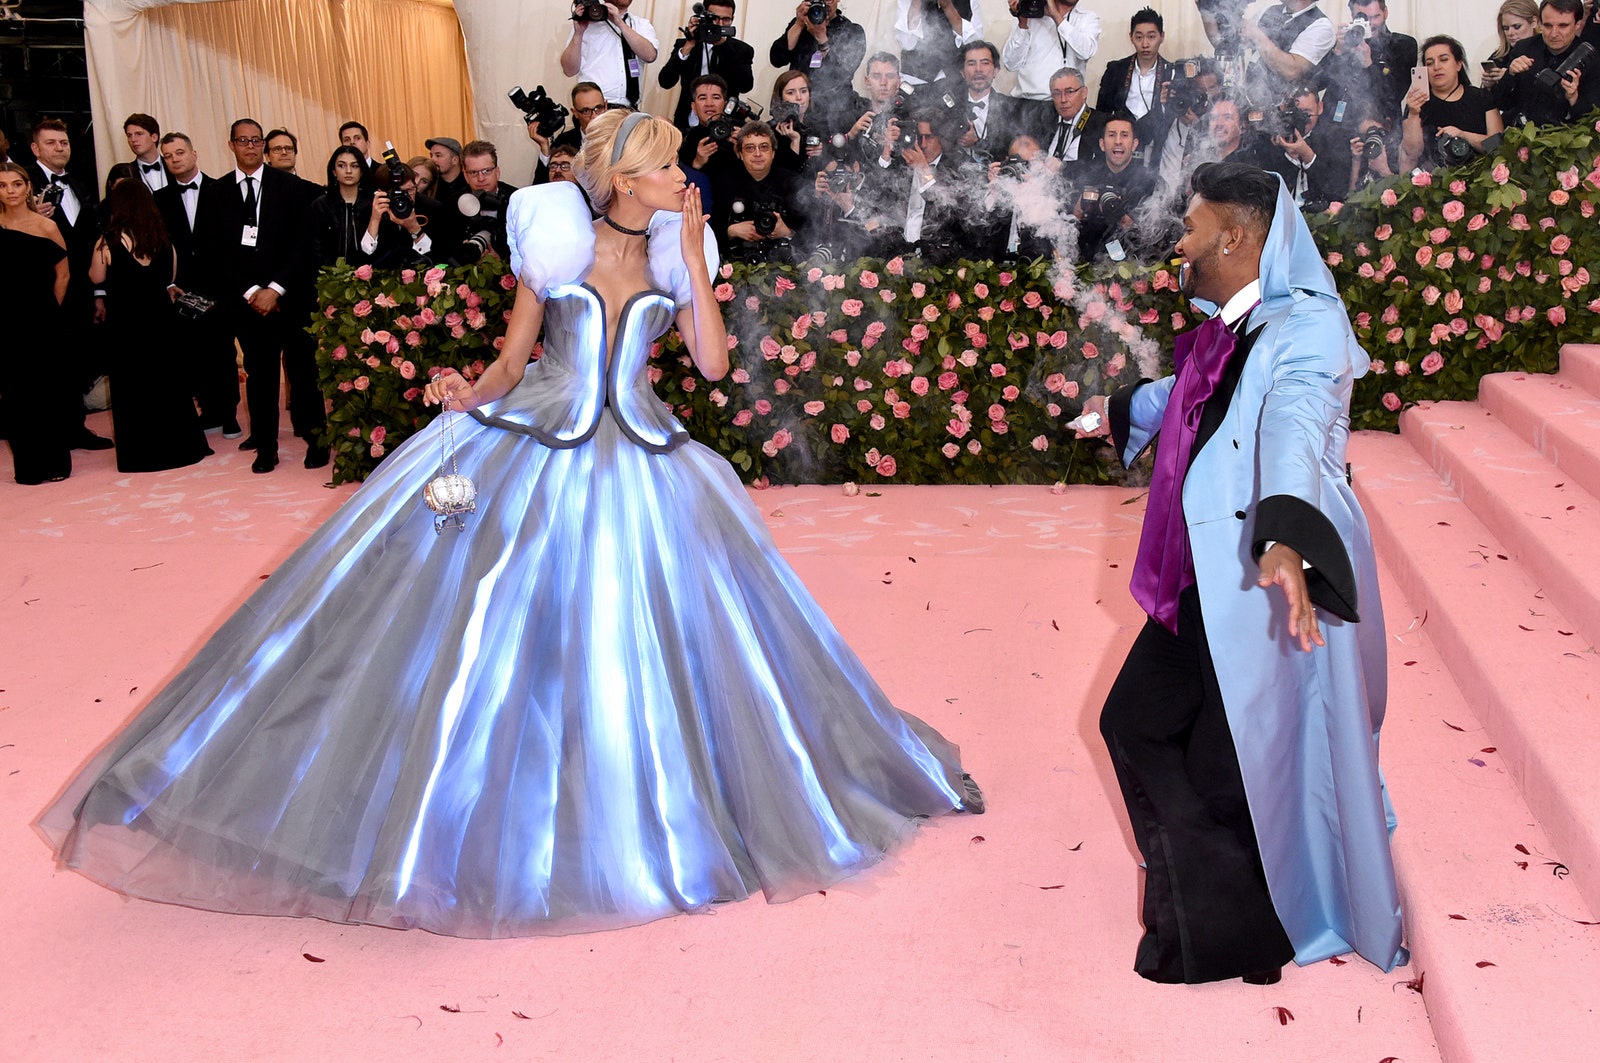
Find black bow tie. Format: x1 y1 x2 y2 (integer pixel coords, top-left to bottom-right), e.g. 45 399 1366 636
48 173 65 186
141 162 162 173
178 181 199 192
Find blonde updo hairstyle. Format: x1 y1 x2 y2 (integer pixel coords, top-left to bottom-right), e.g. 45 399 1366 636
577 110 683 213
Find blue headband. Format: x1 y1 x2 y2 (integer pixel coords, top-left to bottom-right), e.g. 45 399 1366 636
611 112 652 166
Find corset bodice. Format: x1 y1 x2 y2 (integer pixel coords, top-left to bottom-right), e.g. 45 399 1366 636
469 283 688 452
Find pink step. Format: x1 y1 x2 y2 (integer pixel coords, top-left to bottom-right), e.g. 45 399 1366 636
1479 370 1600 504
1373 552 1600 1062
1400 401 1600 648
1351 430 1600 924
1557 342 1600 398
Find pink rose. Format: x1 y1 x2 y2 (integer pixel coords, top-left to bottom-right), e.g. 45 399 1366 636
1492 162 1510 184
370 442 385 458
990 363 1008 378
1551 234 1573 255
1081 342 1099 360
879 289 896 303
841 298 864 317
869 413 886 431
1421 285 1441 306
500 273 516 291
886 256 905 276
353 263 374 281
858 270 879 289
941 442 960 459
802 400 824 416
967 440 982 455
911 281 926 298
1549 306 1568 326
973 282 989 298
1382 392 1402 412
1444 290 1464 314
1060 381 1079 399
922 304 940 323
937 371 959 390
753 399 772 415
732 409 754 426
774 276 796 295
1394 361 1410 377
1421 352 1444 375
1411 170 1433 187
946 418 970 438
831 423 849 444
772 378 790 394
1003 385 1020 401
911 375 930 396
1023 291 1043 309
1415 246 1434 268
998 271 1014 285
1550 189 1570 206
337 380 353 392
1374 224 1393 241
875 455 899 478
354 375 370 390
331 345 348 361
1380 189 1398 207
1509 214 1531 231
353 300 373 318
1326 252 1343 267
1385 327 1404 344
1442 200 1465 223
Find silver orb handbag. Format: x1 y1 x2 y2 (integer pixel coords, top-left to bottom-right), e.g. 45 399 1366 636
423 394 476 533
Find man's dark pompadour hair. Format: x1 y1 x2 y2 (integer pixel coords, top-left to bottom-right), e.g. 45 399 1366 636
1190 161 1278 235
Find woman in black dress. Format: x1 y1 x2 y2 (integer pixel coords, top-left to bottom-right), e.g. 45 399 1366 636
88 178 211 473
1399 37 1505 172
0 162 75 484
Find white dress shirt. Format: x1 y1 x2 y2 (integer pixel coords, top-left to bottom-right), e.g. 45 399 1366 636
1001 5 1101 99
569 14 660 106
231 164 284 300
137 156 168 192
35 163 81 227
174 171 204 230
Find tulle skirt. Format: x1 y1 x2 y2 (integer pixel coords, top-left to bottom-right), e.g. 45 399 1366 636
38 410 978 938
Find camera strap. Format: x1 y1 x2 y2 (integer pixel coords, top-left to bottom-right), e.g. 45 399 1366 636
610 18 642 108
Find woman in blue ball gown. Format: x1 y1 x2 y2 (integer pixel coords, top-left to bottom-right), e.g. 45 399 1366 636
38 111 982 939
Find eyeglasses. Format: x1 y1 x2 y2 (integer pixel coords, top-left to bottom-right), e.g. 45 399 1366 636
1051 87 1086 99
549 161 574 172
268 145 297 155
574 104 609 118
232 137 265 146
465 165 498 178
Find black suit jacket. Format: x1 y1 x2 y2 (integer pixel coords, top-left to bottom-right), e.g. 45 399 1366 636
964 91 1024 160
30 158 100 315
195 166 314 311
1096 56 1177 164
657 35 756 128
154 171 215 293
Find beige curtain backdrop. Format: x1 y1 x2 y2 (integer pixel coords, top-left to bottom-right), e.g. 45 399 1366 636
84 1 1496 187
83 0 475 188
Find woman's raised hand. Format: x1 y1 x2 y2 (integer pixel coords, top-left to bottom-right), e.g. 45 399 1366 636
680 184 709 268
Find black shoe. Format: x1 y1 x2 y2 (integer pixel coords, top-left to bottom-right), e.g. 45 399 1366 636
221 418 243 439
1241 968 1282 985
238 436 259 451
73 430 115 451
251 452 278 474
304 444 330 469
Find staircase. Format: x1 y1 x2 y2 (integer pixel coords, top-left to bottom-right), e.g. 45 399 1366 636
1350 344 1600 1062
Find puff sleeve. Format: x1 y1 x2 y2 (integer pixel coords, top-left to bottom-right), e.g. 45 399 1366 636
506 183 597 296
646 208 719 311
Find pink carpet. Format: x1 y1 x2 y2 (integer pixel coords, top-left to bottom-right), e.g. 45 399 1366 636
2 411 1588 1061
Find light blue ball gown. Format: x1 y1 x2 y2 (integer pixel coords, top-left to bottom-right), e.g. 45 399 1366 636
37 184 982 939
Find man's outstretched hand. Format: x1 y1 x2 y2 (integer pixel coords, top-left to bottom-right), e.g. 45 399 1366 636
1258 543 1323 652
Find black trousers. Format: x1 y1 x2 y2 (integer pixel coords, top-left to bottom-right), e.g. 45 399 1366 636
233 305 323 457
179 310 240 427
1099 584 1295 983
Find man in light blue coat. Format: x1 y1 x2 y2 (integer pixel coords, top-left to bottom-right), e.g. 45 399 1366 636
1081 162 1406 984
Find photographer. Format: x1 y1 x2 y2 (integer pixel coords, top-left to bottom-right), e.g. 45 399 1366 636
896 0 984 88
844 53 911 167
560 0 659 109
1155 59 1222 193
309 146 429 268
863 112 978 260
1096 9 1177 166
677 75 745 186
958 41 1023 160
1325 1 1417 124
1495 0 1600 127
1399 37 1504 171
453 140 518 262
981 134 1063 260
1038 67 1107 175
658 1 755 129
715 122 806 264
1000 0 1101 102
1344 105 1396 194
1256 85 1346 211
770 0 868 129
1072 113 1155 260
770 71 831 173
810 158 877 261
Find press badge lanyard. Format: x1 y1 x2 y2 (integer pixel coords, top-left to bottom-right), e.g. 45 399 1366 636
239 171 261 248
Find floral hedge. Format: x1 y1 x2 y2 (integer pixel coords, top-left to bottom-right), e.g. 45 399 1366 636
1316 117 1600 430
311 115 1600 485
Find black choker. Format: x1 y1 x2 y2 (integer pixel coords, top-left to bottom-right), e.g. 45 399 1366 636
601 214 649 237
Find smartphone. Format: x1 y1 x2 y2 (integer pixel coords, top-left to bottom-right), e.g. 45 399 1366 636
1411 65 1426 91
1480 60 1496 72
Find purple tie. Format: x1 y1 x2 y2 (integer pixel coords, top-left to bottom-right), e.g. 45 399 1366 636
1128 311 1249 634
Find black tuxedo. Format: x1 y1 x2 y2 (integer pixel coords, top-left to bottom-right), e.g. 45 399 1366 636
195 165 321 459
961 91 1024 161
32 158 105 413
155 172 241 427
1096 56 1178 165
1036 106 1109 174
133 157 173 191
657 35 756 128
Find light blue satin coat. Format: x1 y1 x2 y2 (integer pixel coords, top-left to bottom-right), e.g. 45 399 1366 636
1120 181 1407 972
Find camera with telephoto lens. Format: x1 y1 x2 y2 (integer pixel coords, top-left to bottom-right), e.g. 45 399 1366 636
1016 0 1048 18
1358 128 1388 163
1342 15 1371 48
508 85 571 139
1081 184 1124 219
805 1 829 25
1249 96 1312 140
379 141 415 220
690 2 735 45
1536 41 1596 91
708 97 761 143
573 1 609 22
